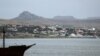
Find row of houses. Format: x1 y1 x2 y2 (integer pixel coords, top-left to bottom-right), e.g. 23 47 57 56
0 24 99 38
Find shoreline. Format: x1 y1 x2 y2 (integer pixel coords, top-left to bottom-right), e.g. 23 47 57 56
0 37 99 39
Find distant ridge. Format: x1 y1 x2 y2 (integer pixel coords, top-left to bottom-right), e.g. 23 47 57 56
0 11 100 29
53 16 75 20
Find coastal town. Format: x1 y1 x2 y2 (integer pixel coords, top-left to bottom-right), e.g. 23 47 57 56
0 24 100 38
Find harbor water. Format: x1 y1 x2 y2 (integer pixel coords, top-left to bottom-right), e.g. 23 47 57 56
0 38 100 56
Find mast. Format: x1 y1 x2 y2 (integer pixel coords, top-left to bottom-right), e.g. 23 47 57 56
3 26 6 48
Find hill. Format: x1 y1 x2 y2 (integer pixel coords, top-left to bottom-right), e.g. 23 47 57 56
0 11 100 29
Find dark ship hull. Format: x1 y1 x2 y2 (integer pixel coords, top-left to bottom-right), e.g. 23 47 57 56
0 44 36 56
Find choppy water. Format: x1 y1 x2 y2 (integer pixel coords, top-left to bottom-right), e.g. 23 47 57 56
0 38 100 56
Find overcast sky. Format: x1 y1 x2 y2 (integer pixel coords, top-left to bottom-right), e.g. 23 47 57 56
0 0 100 19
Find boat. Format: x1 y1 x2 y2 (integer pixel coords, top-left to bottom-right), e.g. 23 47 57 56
0 26 36 56
0 44 36 56
68 33 98 38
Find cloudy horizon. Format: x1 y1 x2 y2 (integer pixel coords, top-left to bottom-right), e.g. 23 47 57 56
0 0 100 19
